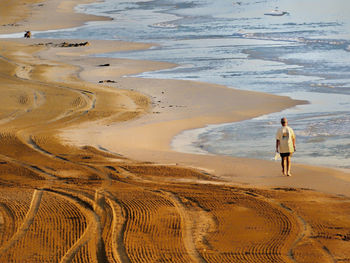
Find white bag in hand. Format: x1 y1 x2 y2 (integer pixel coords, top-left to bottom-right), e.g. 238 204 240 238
274 152 280 161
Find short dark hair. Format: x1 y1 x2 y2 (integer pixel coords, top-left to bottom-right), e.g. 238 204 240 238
281 117 287 124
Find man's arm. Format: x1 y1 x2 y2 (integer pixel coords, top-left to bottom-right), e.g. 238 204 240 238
292 137 296 151
291 128 296 151
276 140 280 153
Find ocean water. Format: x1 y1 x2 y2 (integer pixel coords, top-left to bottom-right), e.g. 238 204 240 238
32 0 350 168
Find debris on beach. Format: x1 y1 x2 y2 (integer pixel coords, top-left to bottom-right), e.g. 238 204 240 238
264 8 289 16
99 80 117 83
2 23 20 27
33 41 90 47
58 41 90 47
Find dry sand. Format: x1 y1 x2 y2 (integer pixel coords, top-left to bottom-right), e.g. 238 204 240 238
0 0 110 35
0 0 350 262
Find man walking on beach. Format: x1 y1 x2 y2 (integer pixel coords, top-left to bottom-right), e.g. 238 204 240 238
276 117 296 176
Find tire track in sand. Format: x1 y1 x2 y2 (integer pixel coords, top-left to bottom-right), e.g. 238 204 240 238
167 186 302 263
161 190 207 263
0 153 57 180
44 189 106 263
278 202 311 262
0 189 43 255
7 52 97 126
0 202 16 247
105 195 130 263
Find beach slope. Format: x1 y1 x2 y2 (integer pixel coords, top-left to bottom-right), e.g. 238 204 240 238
0 1 350 262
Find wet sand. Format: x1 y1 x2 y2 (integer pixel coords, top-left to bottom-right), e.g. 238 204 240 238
0 0 350 262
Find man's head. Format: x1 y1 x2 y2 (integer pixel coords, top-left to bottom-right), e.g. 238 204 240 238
281 117 288 126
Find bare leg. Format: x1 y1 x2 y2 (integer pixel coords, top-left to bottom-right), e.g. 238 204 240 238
287 156 291 176
281 157 286 175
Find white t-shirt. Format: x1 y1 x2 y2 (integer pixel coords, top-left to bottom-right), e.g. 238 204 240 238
276 126 295 153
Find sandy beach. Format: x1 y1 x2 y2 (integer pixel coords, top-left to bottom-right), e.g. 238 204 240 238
0 0 350 262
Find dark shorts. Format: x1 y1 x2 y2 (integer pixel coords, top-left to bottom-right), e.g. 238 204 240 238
280 152 292 158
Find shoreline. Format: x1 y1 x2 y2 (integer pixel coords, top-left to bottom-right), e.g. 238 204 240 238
2 0 349 194
4 0 348 197
35 38 350 197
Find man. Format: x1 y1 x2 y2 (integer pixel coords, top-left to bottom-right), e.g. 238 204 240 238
276 117 296 176
24 31 31 38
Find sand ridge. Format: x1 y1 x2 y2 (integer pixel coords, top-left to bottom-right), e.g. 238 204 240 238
0 0 350 262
